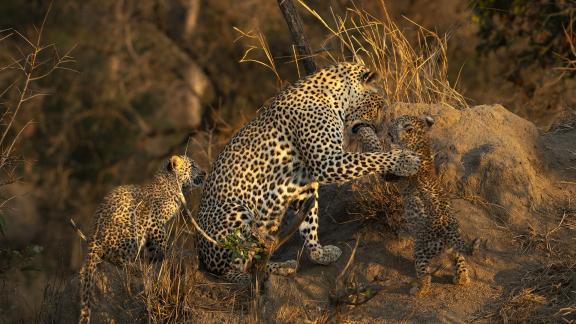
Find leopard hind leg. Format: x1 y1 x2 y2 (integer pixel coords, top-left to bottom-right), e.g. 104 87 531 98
449 236 472 285
411 239 443 296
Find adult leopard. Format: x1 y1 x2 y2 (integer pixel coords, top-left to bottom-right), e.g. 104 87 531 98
197 62 421 283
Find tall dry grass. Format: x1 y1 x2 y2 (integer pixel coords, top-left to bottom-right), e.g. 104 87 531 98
137 220 248 323
297 0 467 110
475 258 576 323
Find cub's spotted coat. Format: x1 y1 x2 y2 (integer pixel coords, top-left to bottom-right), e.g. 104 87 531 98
78 155 205 324
388 115 478 296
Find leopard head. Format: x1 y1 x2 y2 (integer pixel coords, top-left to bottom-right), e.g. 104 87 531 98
166 155 206 189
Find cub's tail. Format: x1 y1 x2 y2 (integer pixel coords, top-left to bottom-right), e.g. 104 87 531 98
78 243 102 324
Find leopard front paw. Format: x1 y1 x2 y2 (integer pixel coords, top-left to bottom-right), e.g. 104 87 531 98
392 149 421 176
309 245 342 265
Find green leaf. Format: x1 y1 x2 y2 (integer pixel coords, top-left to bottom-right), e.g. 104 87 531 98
366 287 374 297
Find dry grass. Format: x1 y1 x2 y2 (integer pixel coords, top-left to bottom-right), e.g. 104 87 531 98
473 199 576 323
350 177 404 234
137 226 247 323
84 218 249 323
297 0 467 110
234 1 467 110
510 198 576 255
483 259 576 323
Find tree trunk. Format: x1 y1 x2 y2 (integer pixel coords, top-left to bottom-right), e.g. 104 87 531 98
277 0 317 75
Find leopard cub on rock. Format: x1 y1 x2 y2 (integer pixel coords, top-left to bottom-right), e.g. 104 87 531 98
388 115 479 296
77 155 205 324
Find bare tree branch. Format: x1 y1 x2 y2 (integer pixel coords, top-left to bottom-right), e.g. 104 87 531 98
277 0 317 75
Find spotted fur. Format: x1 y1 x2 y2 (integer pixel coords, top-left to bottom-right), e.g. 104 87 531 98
197 62 422 284
388 115 477 296
78 155 205 324
346 91 387 153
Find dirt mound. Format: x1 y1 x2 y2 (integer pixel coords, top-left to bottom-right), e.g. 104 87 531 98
383 103 552 224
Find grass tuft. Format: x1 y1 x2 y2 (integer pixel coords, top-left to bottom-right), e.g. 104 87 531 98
298 0 468 110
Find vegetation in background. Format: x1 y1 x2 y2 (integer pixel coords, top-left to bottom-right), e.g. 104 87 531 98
473 0 576 90
0 5 73 277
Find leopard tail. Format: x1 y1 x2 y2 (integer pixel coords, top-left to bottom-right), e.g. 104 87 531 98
79 242 102 324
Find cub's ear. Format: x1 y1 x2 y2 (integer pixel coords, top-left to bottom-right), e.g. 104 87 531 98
361 71 379 85
423 116 435 127
167 155 182 172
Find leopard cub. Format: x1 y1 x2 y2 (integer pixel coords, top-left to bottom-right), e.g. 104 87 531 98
388 115 479 296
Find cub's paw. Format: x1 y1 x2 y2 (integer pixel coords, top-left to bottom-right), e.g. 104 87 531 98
309 245 342 265
453 270 470 285
392 149 421 176
410 275 431 297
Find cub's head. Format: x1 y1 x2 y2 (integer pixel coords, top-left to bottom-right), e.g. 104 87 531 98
165 155 206 189
388 115 435 151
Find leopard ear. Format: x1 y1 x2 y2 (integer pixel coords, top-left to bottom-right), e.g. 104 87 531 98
361 71 379 85
423 116 435 127
167 155 182 172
